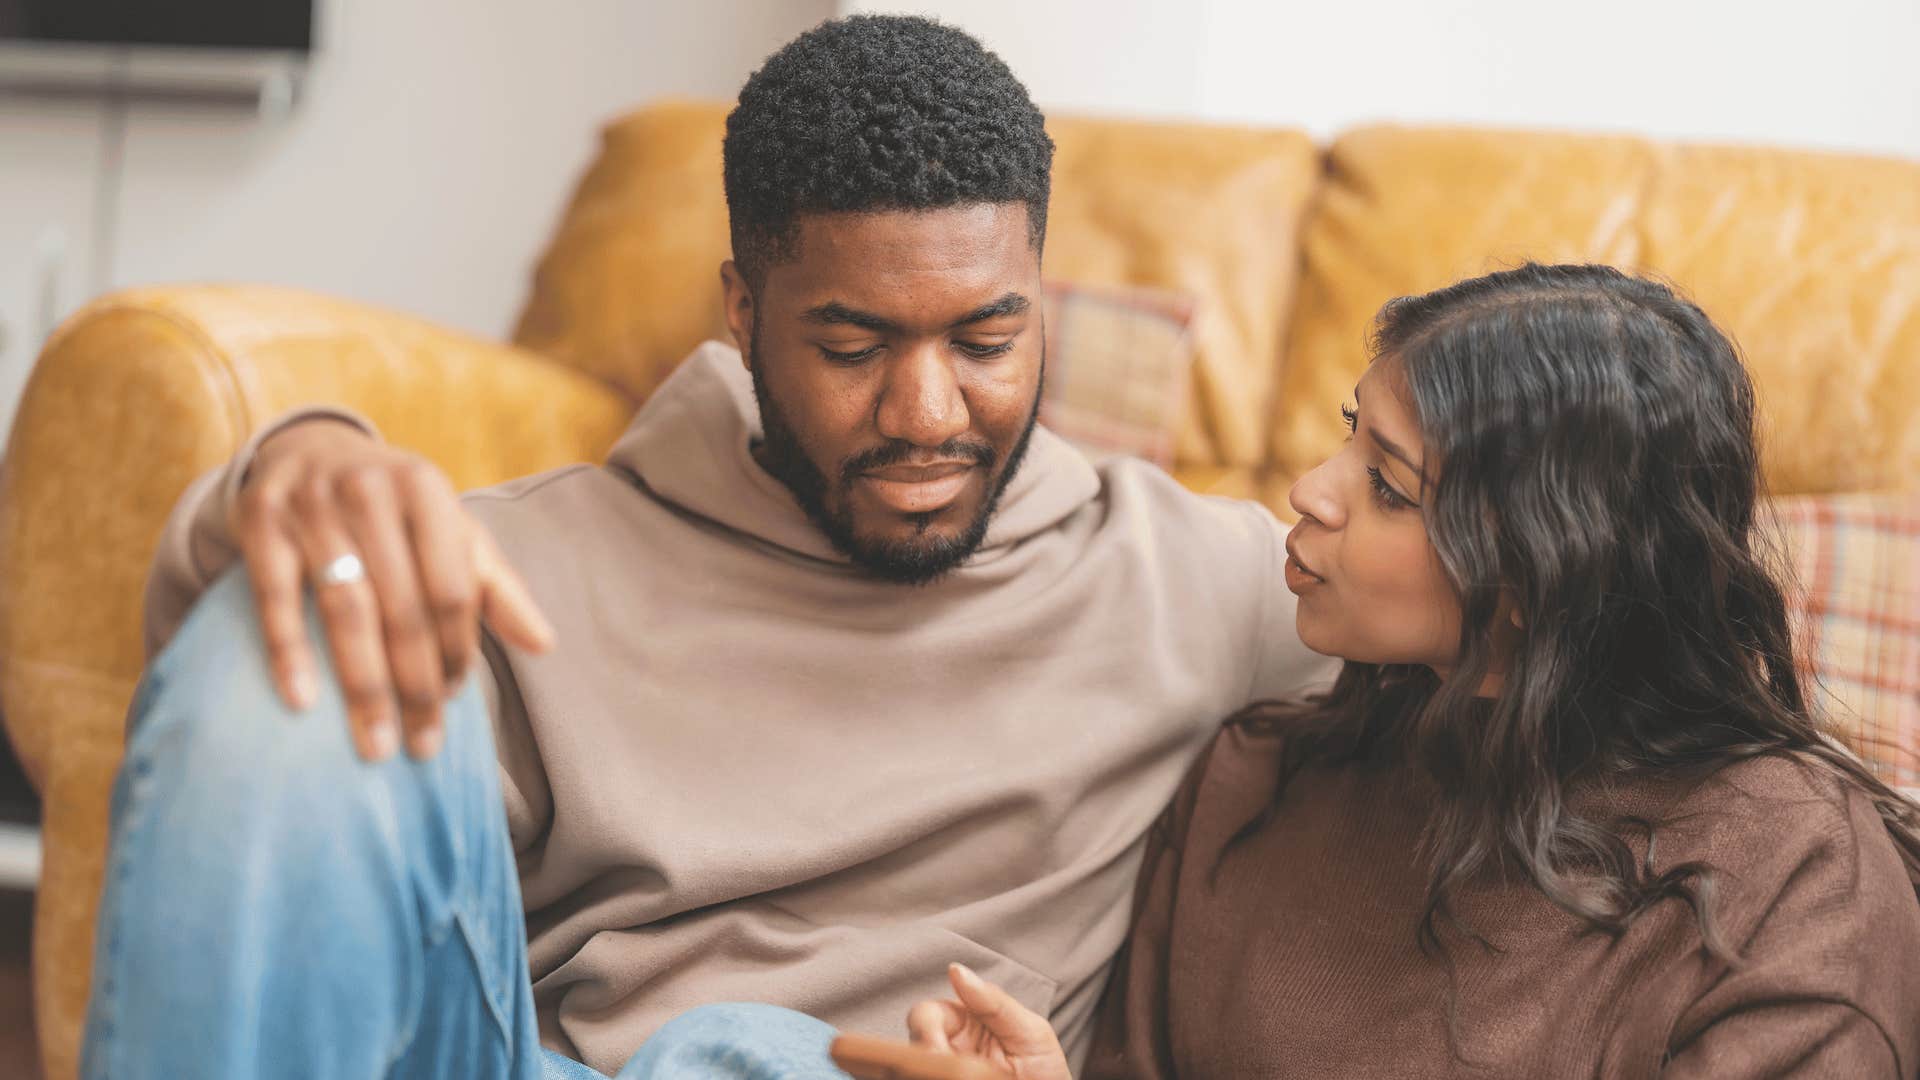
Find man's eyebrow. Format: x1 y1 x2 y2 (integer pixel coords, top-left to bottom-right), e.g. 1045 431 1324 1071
951 292 1030 327
799 293 1031 334
1352 382 1427 481
798 302 900 334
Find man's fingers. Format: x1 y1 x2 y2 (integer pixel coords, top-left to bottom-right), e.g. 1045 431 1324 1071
474 530 555 654
236 510 318 710
398 460 481 688
231 434 544 762
907 1000 963 1052
286 477 399 761
307 558 398 761
338 467 447 759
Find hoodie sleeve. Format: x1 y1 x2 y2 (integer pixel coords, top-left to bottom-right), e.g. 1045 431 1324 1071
478 633 554 857
1243 502 1338 703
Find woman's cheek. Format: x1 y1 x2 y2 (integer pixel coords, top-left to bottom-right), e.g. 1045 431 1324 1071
1359 527 1453 661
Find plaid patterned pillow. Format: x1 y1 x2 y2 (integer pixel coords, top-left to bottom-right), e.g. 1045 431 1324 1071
1040 281 1196 468
1771 493 1920 787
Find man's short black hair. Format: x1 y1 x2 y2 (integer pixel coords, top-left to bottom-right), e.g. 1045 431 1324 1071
723 15 1054 288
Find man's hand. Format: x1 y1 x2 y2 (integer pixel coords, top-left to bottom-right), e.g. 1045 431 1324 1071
907 964 1072 1080
233 419 554 761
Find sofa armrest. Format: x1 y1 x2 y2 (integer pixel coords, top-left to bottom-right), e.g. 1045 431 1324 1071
0 283 632 1080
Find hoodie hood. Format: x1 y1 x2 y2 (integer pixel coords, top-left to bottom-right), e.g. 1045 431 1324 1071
605 340 1101 566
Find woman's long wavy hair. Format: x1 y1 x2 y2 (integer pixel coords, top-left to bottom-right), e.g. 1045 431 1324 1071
1240 262 1920 964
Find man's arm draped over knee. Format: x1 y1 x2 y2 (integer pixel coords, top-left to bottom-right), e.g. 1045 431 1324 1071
141 406 556 852
143 408 375 659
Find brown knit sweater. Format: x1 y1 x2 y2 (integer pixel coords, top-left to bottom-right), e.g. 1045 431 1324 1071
1083 724 1920 1078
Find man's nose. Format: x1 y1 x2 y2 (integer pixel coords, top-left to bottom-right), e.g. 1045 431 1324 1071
875 343 969 448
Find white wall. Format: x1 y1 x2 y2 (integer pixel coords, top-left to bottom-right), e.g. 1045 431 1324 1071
9 0 1916 437
1193 0 1920 153
847 0 1920 154
846 0 1210 119
0 96 106 434
840 0 1208 118
0 0 833 435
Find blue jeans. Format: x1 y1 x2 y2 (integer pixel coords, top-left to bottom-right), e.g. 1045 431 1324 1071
80 569 843 1079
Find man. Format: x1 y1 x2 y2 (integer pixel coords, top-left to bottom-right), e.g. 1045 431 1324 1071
82 15 1330 1080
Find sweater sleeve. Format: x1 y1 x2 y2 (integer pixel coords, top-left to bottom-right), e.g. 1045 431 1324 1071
1661 785 1920 1078
1080 740 1217 1080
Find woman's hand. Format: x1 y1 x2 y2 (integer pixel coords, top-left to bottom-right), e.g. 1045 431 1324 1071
907 964 1073 1080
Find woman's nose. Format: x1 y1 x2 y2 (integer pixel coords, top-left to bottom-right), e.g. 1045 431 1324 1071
1288 457 1345 529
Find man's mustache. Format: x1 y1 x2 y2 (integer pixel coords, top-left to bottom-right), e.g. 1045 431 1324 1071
839 438 997 482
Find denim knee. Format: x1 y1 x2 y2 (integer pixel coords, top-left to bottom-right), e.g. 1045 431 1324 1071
619 1003 840 1080
126 566 491 820
87 568 521 1080
129 567 361 788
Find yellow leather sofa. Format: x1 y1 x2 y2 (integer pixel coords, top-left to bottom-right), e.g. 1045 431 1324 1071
5 99 1919 1080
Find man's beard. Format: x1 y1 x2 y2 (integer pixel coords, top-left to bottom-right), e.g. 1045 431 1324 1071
747 332 1042 586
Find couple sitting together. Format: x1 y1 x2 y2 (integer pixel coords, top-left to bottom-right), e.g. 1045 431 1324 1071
81 13 1920 1080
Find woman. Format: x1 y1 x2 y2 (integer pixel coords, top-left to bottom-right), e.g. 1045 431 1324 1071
907 264 1920 1077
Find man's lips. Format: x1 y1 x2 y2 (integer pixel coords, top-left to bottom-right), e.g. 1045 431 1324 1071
857 461 977 514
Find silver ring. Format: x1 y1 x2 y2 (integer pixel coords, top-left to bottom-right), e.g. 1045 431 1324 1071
316 552 366 588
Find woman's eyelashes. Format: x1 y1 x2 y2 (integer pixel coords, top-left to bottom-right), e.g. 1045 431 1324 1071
1366 466 1413 511
1343 405 1414 511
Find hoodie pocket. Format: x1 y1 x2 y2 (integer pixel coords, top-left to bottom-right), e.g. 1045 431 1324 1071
926 928 1058 1017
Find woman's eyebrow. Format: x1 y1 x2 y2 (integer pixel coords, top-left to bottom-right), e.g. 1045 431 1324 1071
1352 382 1428 481
1370 430 1427 483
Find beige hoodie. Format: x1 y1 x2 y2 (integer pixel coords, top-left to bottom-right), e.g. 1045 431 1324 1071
145 341 1333 1074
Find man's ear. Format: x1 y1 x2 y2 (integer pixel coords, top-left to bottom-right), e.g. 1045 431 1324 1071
719 260 755 367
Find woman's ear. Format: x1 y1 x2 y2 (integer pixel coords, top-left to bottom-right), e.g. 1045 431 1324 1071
1501 589 1525 630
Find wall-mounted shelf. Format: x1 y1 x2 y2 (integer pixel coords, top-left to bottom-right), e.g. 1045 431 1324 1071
0 42 305 112
0 824 36 890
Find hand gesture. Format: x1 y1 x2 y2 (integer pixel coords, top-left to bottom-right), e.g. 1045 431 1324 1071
906 964 1072 1080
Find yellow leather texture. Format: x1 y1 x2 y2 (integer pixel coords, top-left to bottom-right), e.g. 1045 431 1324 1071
1637 145 1920 496
1169 465 1263 503
1271 126 1920 498
1 285 630 1080
1044 116 1319 467
512 102 1323 469
513 100 736 406
1271 126 1654 488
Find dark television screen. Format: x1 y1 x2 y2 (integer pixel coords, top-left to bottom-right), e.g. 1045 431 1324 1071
0 0 313 52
